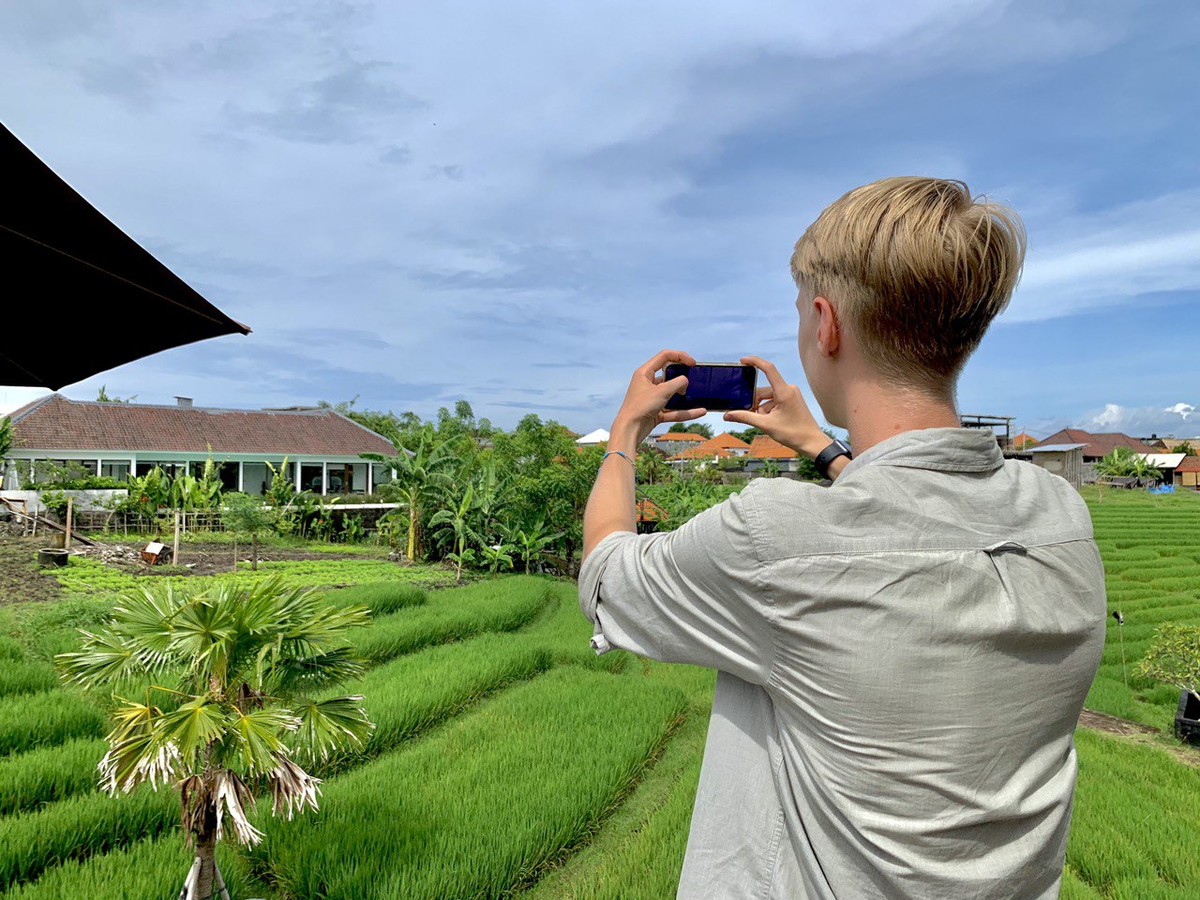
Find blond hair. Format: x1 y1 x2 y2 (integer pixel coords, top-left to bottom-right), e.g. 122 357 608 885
790 176 1026 392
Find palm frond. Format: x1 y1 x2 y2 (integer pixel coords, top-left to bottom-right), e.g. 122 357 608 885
156 696 230 756
290 695 374 763
228 707 299 775
214 769 263 846
267 753 323 820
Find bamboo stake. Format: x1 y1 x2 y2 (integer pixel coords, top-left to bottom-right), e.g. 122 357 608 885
64 497 73 550
174 510 182 566
178 857 199 900
214 863 232 900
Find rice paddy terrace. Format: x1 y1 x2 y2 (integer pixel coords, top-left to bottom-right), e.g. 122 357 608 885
0 490 1196 898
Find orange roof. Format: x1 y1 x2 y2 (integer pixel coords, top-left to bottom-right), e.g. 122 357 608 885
709 432 752 450
672 445 731 460
1176 455 1200 473
654 431 706 442
1010 431 1037 449
748 435 798 459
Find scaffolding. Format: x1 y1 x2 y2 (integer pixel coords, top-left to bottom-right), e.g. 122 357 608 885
960 414 1016 452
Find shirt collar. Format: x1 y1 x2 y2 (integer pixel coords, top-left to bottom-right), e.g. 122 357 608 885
837 426 1005 479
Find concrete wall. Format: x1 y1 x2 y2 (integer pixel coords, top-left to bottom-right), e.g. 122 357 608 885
0 489 128 514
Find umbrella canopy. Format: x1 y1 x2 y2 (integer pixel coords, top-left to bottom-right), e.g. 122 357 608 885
0 122 250 390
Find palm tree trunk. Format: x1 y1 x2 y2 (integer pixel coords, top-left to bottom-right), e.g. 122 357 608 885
187 796 219 900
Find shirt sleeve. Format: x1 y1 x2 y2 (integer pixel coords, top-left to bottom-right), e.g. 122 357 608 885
577 484 775 686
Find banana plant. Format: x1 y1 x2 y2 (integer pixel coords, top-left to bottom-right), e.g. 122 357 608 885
429 482 481 583
511 518 563 575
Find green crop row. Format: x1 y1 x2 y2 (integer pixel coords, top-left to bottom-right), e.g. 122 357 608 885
351 575 553 663
0 737 105 816
322 580 427 616
0 662 57 699
0 833 258 900
250 667 687 900
0 692 105 758
0 625 556 886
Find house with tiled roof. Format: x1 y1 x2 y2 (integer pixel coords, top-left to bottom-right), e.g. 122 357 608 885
6 393 398 496
1034 428 1158 461
652 431 708 456
669 431 752 465
745 435 802 474
1173 454 1200 491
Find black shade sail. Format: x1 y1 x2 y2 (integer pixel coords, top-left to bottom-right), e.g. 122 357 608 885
0 122 251 390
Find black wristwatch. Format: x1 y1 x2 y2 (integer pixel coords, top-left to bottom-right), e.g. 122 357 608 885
813 438 852 479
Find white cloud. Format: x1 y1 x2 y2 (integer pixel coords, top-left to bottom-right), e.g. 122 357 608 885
1079 401 1198 438
1002 190 1200 323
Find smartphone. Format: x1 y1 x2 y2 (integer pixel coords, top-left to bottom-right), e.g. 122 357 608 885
663 362 757 411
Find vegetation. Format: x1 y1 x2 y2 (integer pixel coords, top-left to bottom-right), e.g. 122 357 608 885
1094 446 1162 483
56 577 375 900
1137 623 1200 703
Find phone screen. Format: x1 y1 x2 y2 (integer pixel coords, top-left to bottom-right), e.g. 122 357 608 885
663 363 757 411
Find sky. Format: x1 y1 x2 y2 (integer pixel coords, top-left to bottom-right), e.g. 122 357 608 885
2 0 1199 440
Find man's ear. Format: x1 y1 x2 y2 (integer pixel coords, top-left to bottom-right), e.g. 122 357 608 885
814 296 840 357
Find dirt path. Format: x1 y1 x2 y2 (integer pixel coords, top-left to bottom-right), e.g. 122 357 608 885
1079 707 1200 768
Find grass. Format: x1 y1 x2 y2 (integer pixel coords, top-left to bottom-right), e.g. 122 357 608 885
249 667 687 900
2 489 1197 900
0 691 105 757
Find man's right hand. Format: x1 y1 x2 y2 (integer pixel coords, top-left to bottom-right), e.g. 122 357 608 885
724 356 829 459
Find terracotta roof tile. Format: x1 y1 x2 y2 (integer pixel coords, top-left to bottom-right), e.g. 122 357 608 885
1176 455 1200 473
654 431 706 442
1034 428 1158 459
748 435 799 459
10 394 397 457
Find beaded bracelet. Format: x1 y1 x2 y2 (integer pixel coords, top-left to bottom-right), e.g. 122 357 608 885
601 450 636 468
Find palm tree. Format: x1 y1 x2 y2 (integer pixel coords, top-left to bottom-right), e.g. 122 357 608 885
363 425 460 562
57 577 374 900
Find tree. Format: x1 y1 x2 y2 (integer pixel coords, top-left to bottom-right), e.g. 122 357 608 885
56 576 374 900
672 423 713 439
510 518 563 574
429 482 481 583
0 415 11 464
1137 623 1200 705
363 425 460 562
96 385 136 403
221 493 276 571
1171 441 1196 456
1095 447 1161 484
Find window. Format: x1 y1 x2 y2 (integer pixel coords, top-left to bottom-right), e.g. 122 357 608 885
300 464 324 494
101 462 130 481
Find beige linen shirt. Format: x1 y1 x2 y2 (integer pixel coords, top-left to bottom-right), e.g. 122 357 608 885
578 427 1106 899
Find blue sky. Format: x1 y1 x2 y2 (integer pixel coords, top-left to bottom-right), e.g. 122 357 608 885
2 0 1198 439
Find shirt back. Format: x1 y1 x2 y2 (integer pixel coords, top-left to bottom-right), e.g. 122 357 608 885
579 427 1107 899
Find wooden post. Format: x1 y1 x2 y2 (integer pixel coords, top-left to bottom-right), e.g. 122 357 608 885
64 497 73 550
173 511 181 565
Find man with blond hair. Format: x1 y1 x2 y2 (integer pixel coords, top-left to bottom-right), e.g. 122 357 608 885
580 177 1106 899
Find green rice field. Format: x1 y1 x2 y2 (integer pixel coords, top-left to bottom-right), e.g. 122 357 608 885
0 489 1196 898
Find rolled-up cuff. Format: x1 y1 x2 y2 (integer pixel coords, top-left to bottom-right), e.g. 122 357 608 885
578 530 634 656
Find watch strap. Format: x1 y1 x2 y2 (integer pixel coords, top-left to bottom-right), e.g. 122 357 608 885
813 438 852 479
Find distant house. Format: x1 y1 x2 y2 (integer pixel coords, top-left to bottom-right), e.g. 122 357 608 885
651 431 707 456
744 435 801 474
6 394 398 496
669 431 753 466
635 498 668 533
1033 429 1159 483
574 428 610 446
1140 453 1187 483
1174 455 1200 491
1027 443 1086 489
1008 431 1038 451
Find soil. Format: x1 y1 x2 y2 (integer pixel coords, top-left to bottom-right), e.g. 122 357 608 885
1079 707 1200 768
0 533 65 604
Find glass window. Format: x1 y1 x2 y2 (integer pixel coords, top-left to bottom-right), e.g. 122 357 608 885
242 463 268 496
371 463 393 488
101 462 130 481
300 464 324 494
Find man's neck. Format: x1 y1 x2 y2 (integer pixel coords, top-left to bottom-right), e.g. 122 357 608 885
842 380 961 458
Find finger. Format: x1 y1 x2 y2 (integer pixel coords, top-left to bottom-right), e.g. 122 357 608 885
659 408 706 423
740 355 787 394
723 409 766 428
754 386 774 402
639 348 697 378
756 399 776 415
659 374 688 396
